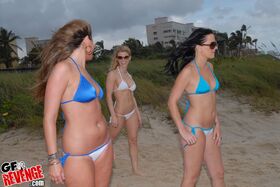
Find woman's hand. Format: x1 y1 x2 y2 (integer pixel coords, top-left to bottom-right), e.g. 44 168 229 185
49 160 65 184
110 115 118 128
179 127 197 145
213 124 222 146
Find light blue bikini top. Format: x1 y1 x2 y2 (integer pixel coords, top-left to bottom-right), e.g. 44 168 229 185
61 57 103 105
187 61 220 95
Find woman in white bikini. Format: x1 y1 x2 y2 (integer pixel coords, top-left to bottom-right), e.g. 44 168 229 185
106 45 142 175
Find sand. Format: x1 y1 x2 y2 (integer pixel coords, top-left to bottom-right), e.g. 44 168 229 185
1 91 280 187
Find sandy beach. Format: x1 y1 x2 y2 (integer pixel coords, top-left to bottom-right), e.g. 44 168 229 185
1 91 280 187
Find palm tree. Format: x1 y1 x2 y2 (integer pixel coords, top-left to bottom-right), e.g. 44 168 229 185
270 41 280 55
241 24 247 47
228 31 242 56
0 27 22 68
241 24 251 48
245 36 252 49
94 40 104 59
28 46 42 66
123 38 143 57
252 39 258 51
169 39 176 48
215 32 228 56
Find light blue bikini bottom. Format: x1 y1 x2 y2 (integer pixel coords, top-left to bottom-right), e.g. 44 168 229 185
182 120 214 136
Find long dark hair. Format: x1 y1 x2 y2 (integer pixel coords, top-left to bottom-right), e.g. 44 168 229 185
33 19 92 101
165 28 213 76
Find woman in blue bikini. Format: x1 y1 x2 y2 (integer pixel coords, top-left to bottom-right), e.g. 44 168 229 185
106 45 142 175
34 20 113 186
166 28 225 187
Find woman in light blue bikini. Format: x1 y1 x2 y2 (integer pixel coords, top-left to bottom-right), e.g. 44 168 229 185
166 28 225 187
106 45 142 175
34 20 113 186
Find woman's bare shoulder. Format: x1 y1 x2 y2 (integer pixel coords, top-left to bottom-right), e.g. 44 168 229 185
107 69 118 80
50 59 72 79
55 59 72 70
179 62 195 78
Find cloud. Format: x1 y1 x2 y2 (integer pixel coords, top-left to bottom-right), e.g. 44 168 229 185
253 0 280 16
1 0 279 55
0 0 204 56
0 0 203 36
212 6 233 19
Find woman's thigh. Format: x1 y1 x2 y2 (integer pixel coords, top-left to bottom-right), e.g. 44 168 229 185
125 112 139 141
109 116 125 140
204 134 224 177
95 142 114 187
181 129 206 176
64 156 95 187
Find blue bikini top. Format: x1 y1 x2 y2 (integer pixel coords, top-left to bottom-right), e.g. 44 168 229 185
61 57 103 105
188 61 220 95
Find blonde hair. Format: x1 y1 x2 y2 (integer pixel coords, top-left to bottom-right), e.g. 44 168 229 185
109 45 131 71
33 19 92 101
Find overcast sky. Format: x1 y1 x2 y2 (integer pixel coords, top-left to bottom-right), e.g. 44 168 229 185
1 0 279 57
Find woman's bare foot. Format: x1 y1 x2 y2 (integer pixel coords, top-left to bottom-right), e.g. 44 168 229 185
133 169 144 176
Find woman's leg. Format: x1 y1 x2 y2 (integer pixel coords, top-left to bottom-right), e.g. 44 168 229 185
125 111 141 175
95 141 114 187
204 134 225 187
64 156 95 187
109 116 125 140
181 130 206 187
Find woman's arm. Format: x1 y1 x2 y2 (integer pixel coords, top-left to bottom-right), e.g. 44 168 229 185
43 62 69 184
213 112 222 146
167 67 197 144
106 71 117 125
209 62 222 145
44 63 69 155
215 114 221 126
132 93 142 127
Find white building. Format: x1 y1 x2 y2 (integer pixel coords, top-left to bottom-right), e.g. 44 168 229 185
25 37 50 54
146 17 194 47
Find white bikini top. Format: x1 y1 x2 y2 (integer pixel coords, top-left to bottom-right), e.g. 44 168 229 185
114 67 136 92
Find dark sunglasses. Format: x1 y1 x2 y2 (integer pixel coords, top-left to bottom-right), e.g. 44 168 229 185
201 42 218 49
117 56 129 60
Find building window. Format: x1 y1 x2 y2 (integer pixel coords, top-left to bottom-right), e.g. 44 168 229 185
153 31 157 35
164 35 175 38
154 37 158 40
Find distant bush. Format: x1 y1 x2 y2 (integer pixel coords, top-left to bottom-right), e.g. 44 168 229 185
0 55 279 133
0 59 172 132
213 55 280 112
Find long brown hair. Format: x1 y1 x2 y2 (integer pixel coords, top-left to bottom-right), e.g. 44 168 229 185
33 19 92 101
109 45 131 71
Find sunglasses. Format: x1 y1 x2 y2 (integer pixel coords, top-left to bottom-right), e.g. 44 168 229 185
201 42 218 49
117 56 129 60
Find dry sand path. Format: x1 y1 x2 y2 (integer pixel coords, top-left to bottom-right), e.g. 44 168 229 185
1 91 279 187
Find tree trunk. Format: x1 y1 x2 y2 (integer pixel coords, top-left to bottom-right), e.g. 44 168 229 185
4 60 12 68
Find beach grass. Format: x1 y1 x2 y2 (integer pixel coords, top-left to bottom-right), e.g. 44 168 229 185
213 55 280 113
0 54 279 132
0 59 171 132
